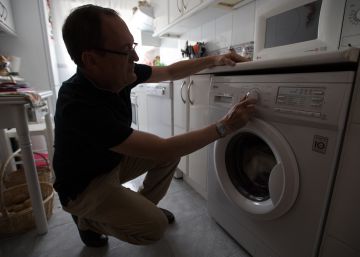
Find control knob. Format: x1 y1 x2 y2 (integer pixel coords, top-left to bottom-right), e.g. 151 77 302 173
356 9 360 21
246 89 260 103
349 9 360 25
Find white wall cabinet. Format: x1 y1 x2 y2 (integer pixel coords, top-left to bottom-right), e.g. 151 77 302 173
173 74 211 198
0 0 15 35
153 0 230 37
169 0 202 24
168 0 182 24
152 0 169 36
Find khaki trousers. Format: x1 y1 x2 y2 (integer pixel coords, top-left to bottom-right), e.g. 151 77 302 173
63 155 180 245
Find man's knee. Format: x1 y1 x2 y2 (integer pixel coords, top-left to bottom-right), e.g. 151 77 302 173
145 213 168 243
127 211 168 245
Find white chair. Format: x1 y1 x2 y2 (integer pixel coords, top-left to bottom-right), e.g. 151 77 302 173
6 122 53 160
4 113 54 177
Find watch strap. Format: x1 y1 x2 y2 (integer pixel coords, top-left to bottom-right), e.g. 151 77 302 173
215 122 227 138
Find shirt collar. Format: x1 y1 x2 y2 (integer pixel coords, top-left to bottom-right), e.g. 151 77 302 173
76 68 121 96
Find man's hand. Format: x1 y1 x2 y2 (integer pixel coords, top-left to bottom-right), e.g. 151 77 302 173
219 97 257 136
212 49 250 67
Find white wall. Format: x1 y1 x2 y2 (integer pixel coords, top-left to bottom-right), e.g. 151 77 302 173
0 0 58 112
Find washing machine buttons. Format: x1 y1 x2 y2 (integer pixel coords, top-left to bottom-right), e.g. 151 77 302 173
311 96 324 102
312 90 325 95
312 112 321 118
273 107 321 118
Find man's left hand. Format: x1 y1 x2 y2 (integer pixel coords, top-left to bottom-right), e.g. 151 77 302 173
212 49 250 67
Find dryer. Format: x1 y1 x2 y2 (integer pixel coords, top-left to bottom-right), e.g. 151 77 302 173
207 70 355 257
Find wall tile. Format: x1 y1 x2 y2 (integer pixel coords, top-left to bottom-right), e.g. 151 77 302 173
188 26 203 43
231 1 256 46
215 13 233 50
202 20 216 52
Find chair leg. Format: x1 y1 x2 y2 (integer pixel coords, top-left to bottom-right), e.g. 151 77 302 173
44 133 55 180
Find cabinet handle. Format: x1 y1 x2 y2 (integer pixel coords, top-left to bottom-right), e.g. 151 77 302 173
180 80 186 103
187 80 194 105
177 0 182 13
182 0 187 11
3 5 7 20
0 3 5 18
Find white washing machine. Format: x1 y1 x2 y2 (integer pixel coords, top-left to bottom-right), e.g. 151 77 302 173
207 70 356 257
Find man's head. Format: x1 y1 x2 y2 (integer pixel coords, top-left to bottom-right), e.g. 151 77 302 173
62 4 139 92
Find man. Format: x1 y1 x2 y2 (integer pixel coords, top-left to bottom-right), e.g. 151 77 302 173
53 4 256 248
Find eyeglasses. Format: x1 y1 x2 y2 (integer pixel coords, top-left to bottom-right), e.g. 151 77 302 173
94 43 138 56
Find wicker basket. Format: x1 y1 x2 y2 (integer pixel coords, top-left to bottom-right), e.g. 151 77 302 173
0 149 54 236
3 149 53 188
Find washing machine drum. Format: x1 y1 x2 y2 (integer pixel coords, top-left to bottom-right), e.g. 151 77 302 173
226 133 275 202
214 118 299 220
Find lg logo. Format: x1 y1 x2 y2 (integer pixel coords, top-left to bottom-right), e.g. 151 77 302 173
312 135 328 154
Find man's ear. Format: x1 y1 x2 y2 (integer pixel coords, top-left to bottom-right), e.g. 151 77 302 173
81 51 98 70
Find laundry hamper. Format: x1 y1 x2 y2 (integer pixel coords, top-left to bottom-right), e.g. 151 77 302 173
0 149 54 236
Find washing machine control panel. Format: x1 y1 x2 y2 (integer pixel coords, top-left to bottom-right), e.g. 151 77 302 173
210 71 354 126
274 87 325 118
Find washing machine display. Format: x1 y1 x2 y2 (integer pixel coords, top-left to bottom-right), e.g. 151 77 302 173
208 71 355 257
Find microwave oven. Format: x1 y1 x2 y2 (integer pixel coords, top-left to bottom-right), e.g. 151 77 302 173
253 0 353 60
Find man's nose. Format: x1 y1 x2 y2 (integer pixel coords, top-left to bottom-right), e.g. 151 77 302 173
131 50 139 62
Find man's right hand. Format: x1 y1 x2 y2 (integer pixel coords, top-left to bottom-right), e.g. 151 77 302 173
218 97 257 137
112 96 257 160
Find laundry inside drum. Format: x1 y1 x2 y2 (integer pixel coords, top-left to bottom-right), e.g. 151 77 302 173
225 133 277 202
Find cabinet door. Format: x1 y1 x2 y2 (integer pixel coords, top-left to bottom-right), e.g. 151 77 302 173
0 0 15 34
169 0 183 23
152 0 169 34
187 74 211 198
173 78 189 174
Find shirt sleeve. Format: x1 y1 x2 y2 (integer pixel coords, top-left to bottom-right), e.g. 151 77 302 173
129 64 152 89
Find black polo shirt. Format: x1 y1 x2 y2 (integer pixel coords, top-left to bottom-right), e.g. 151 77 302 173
53 64 152 205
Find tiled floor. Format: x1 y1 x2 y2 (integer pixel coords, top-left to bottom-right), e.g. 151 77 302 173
0 176 250 257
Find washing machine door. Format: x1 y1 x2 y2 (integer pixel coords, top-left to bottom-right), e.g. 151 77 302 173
214 118 299 220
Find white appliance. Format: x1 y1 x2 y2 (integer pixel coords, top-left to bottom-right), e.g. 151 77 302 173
253 0 357 60
318 60 360 257
145 82 174 138
130 91 139 130
207 69 356 257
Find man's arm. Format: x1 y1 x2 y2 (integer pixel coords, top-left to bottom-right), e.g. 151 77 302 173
145 51 249 83
111 97 256 161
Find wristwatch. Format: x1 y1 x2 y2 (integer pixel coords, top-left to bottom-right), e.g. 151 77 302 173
216 122 227 138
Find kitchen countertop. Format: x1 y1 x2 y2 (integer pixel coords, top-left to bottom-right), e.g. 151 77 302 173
198 48 360 75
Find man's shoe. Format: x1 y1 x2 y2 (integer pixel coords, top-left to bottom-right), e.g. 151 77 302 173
71 215 109 247
159 208 175 224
